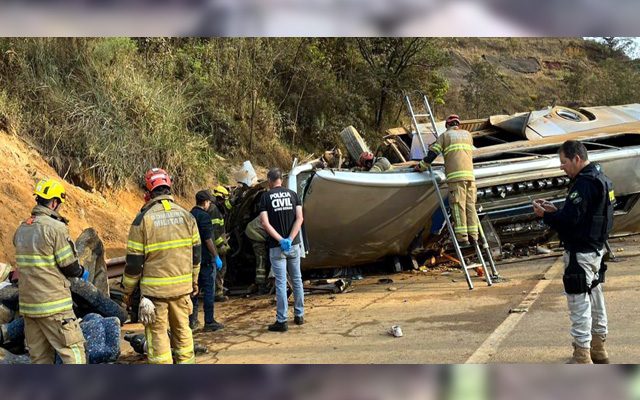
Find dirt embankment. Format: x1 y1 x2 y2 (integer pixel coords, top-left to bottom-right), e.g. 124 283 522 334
0 130 147 262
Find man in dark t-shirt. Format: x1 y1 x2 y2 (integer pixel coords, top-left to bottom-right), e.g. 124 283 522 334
189 190 224 332
259 168 305 332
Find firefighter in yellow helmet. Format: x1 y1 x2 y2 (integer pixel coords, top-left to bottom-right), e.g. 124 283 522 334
121 168 201 364
209 185 231 302
13 179 89 364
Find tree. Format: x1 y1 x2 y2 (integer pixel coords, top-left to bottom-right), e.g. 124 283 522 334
355 38 449 131
462 60 512 118
599 37 636 59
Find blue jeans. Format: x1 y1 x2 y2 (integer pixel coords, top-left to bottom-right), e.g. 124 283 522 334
190 263 216 325
269 244 304 323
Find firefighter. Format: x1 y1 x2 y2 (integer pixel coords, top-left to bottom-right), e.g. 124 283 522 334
245 215 269 294
356 152 392 172
533 140 612 364
210 185 231 302
415 114 477 248
13 179 89 364
121 168 201 364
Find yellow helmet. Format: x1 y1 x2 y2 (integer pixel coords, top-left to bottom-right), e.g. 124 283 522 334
212 185 229 198
34 179 66 203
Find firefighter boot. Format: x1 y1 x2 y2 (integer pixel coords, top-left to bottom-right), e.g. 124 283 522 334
568 343 592 364
591 334 610 364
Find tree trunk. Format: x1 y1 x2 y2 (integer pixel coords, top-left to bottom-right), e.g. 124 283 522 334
376 88 387 131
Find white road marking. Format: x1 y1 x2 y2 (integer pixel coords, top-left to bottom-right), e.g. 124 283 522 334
465 257 564 363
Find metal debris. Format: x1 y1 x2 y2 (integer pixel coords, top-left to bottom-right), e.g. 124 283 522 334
304 278 351 294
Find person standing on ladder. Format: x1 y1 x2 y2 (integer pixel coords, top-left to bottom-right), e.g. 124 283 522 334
415 114 477 248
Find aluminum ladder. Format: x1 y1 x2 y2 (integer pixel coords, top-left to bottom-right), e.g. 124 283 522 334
404 93 500 290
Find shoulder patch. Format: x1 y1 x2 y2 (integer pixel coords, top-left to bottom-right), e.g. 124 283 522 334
569 191 578 200
572 196 582 205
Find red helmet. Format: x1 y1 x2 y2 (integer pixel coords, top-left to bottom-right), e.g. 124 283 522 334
144 168 172 192
358 152 374 167
445 114 461 127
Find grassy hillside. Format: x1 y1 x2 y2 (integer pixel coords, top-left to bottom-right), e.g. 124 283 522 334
0 38 638 194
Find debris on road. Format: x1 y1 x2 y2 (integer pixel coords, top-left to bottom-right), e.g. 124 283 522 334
124 333 209 357
304 278 351 294
378 278 394 284
509 307 529 314
388 325 403 338
536 246 552 254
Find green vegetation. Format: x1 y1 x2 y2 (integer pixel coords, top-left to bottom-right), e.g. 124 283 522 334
0 38 638 193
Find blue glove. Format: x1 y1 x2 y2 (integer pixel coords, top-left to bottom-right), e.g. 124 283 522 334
214 255 223 271
81 268 90 282
279 238 292 252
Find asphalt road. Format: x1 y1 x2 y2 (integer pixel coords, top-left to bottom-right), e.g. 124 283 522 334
119 236 640 364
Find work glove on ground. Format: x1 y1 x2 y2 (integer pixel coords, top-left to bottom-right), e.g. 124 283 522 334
138 297 156 326
215 255 223 271
414 160 430 172
279 238 292 252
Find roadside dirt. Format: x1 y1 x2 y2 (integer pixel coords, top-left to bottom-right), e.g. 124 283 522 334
0 129 231 262
0 130 143 261
0 124 268 309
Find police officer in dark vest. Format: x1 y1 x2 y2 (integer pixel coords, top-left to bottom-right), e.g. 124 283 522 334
533 140 614 364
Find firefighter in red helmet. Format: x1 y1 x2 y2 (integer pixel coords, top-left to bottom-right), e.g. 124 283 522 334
416 115 478 247
121 167 201 363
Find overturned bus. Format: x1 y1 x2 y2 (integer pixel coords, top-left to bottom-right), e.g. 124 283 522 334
225 104 640 283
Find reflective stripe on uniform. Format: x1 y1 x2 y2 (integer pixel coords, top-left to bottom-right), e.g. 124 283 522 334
191 232 200 245
173 344 194 355
70 343 83 364
467 224 479 233
177 356 196 364
214 237 225 246
145 238 193 254
431 143 443 153
447 171 475 180
161 200 172 211
141 273 192 287
212 218 225 226
15 254 56 268
443 143 474 155
127 240 144 252
452 204 463 228
122 273 140 288
174 341 195 364
148 352 173 363
54 245 74 264
454 226 468 233
145 325 172 364
19 297 73 316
